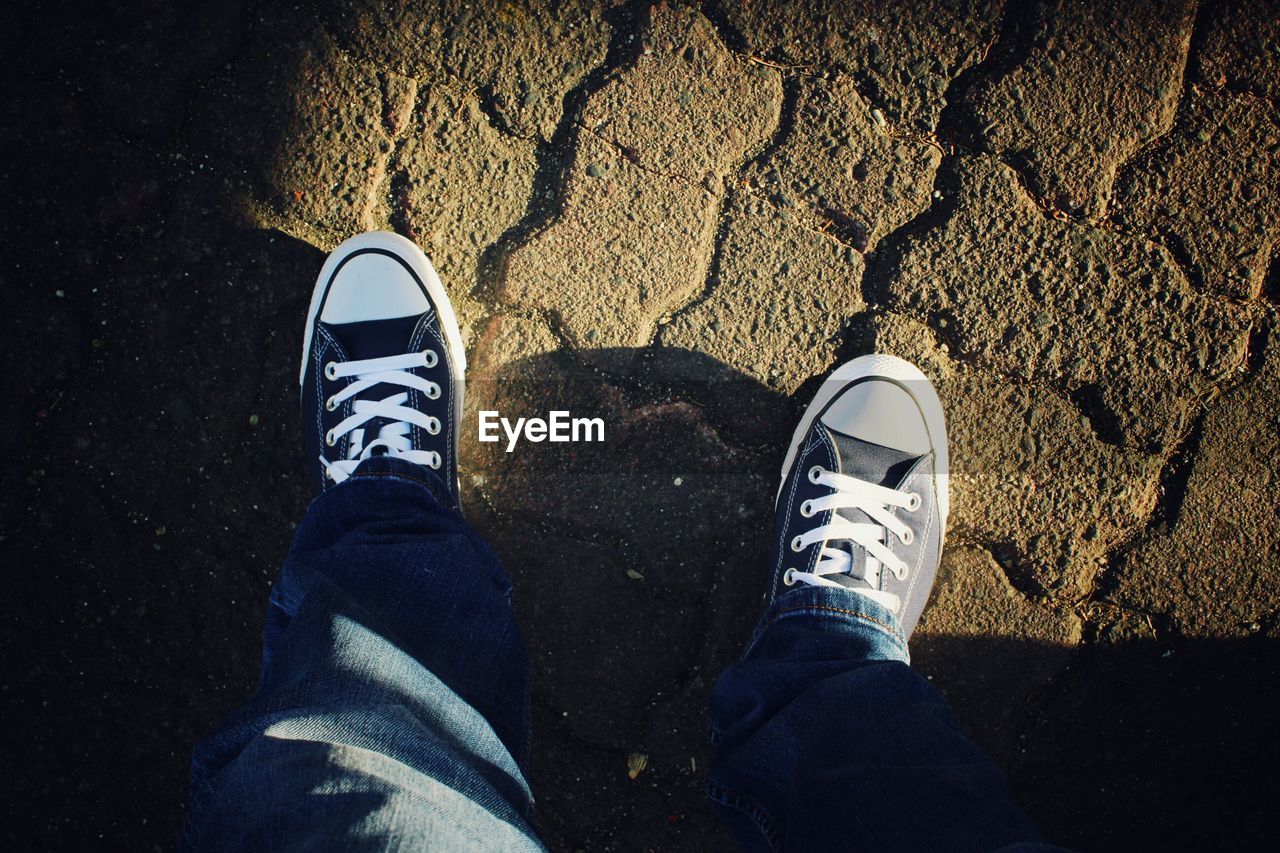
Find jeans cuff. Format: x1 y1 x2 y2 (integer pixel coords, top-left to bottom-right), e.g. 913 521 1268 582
750 584 910 663
345 455 455 509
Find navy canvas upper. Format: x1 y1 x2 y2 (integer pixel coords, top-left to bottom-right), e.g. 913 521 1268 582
301 297 459 502
769 379 944 636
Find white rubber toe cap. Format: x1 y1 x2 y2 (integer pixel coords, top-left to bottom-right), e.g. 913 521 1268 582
319 250 430 323
820 380 932 456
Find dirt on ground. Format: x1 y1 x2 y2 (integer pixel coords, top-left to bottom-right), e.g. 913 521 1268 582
2 0 1279 850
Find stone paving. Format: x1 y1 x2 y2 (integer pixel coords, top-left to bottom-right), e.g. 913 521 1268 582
3 0 1280 849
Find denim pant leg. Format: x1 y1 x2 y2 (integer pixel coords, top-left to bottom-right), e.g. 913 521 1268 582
708 586 1061 853
182 456 543 851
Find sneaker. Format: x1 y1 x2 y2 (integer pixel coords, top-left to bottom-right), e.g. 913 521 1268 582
769 354 949 638
299 231 466 500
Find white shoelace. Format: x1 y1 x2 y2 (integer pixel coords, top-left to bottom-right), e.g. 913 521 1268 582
784 465 920 612
319 350 443 483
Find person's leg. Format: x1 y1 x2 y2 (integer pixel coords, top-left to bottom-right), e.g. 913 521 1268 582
183 233 542 850
707 356 1059 852
708 590 1053 852
184 457 539 850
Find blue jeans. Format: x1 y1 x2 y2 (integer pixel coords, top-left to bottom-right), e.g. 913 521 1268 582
184 457 1055 851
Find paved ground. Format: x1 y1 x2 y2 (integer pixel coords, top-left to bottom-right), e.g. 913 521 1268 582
3 0 1279 849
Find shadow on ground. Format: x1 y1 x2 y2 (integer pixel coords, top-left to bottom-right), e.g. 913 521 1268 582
5 255 1279 849
461 345 1280 851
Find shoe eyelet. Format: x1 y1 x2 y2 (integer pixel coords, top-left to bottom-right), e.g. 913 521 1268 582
906 492 922 511
422 349 438 368
808 465 824 484
800 499 815 518
790 535 804 553
783 568 797 586
325 397 338 412
426 383 441 400
429 452 441 469
900 528 914 545
325 429 336 447
426 417 441 436
324 362 338 381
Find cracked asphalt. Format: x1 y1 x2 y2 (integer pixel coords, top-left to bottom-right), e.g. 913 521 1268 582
3 0 1279 849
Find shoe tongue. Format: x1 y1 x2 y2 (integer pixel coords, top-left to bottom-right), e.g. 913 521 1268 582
826 427 920 489
820 426 921 591
322 315 422 361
